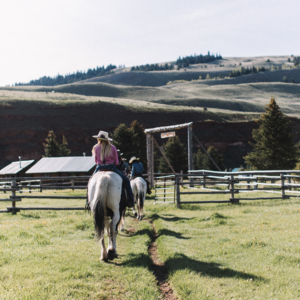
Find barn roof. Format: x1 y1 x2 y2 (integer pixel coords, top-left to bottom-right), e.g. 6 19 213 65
26 157 95 174
0 160 35 175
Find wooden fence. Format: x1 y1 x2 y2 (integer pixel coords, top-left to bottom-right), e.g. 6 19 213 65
0 176 90 214
1 170 300 213
175 170 300 207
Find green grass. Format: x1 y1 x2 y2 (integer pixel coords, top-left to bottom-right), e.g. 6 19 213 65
1 189 300 299
146 192 300 299
0 191 159 299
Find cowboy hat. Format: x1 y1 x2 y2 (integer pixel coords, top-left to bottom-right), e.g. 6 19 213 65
129 156 140 164
92 131 113 141
117 149 124 156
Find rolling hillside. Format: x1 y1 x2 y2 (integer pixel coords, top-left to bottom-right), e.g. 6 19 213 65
0 55 299 169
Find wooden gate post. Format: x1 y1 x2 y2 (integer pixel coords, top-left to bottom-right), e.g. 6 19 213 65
147 133 154 188
176 175 181 208
187 125 194 187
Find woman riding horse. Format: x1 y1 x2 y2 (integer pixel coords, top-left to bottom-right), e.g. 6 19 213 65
92 131 134 207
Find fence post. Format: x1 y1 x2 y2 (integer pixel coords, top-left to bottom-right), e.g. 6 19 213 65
230 175 238 204
176 175 181 208
281 174 286 199
28 182 31 193
163 177 166 202
203 172 206 188
288 177 291 191
71 179 74 191
11 179 17 214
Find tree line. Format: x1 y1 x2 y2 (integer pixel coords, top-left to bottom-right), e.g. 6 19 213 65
15 65 116 86
176 51 222 70
229 66 269 78
131 63 174 72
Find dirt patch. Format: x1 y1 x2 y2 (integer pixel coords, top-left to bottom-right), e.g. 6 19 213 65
146 219 176 300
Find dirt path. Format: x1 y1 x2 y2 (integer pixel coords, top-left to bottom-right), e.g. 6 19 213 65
146 219 177 300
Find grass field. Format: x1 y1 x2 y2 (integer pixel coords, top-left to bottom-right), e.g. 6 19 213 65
1 189 300 299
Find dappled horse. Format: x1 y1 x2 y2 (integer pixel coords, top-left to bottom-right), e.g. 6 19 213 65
130 177 147 220
88 171 126 261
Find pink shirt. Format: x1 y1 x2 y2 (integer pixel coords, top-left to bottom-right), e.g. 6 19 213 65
93 144 119 165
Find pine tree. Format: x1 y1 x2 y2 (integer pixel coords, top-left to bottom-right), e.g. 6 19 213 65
112 124 135 161
130 120 147 167
43 130 60 157
193 149 209 170
206 146 224 171
244 97 297 170
158 136 188 173
59 135 71 156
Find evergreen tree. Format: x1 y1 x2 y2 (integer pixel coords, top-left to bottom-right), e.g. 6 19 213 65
206 146 224 171
130 120 147 167
112 124 135 161
43 131 60 157
158 136 188 173
244 97 297 170
193 149 209 170
59 135 71 156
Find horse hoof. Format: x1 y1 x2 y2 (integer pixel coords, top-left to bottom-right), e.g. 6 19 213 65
134 213 137 217
107 249 116 261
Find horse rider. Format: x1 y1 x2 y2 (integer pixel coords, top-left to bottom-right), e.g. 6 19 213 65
116 150 127 176
92 131 135 208
129 156 152 195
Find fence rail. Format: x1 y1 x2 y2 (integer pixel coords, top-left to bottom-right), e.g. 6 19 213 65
0 176 89 214
174 170 300 207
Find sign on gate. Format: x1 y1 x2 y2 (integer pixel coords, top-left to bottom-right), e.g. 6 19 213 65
161 131 176 139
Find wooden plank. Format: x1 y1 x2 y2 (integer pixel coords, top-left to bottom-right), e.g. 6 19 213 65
18 196 86 199
0 199 21 202
145 122 193 133
180 191 238 194
6 207 86 211
180 200 231 204
237 197 289 200
161 131 175 138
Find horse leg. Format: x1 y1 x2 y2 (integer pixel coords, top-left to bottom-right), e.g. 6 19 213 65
134 195 139 218
107 211 120 260
100 217 110 261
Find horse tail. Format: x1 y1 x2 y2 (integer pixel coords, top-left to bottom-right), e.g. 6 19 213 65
139 189 144 210
93 176 109 240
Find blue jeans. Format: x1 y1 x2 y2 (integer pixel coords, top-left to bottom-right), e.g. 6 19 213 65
94 164 134 201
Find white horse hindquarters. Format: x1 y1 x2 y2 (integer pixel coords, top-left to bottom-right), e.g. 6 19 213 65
131 177 147 220
87 171 123 261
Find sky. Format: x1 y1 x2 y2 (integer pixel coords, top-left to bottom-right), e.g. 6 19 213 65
0 0 299 86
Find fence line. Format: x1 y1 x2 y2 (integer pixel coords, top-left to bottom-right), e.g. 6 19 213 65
174 170 300 207
0 177 89 214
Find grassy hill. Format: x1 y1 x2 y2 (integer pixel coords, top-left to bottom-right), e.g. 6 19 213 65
0 55 300 169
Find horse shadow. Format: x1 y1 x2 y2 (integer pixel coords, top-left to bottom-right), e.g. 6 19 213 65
120 252 264 282
149 213 192 222
127 228 190 240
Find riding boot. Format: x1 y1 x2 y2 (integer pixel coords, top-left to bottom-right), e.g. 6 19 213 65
146 180 152 195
